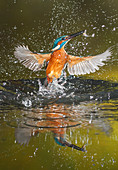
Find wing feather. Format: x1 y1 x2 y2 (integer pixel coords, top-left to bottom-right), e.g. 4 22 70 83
67 48 112 75
14 45 51 71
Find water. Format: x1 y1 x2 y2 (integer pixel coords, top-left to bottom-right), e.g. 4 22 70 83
0 0 118 169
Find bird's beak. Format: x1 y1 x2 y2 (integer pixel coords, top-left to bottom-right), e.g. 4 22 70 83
68 30 85 40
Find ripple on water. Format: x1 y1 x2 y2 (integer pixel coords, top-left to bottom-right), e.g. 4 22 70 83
0 76 118 107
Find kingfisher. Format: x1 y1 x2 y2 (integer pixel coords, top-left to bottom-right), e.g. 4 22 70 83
14 30 111 85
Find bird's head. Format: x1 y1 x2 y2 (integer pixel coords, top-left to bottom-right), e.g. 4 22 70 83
52 30 85 52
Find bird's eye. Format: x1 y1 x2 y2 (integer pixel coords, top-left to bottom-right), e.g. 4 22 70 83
62 36 68 40
62 37 66 40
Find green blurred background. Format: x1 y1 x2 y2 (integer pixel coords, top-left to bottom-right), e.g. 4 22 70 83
0 0 118 81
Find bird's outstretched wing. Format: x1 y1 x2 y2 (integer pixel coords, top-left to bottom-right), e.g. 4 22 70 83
67 48 112 75
14 45 51 71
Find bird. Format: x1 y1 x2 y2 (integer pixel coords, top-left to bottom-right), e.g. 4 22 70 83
14 30 111 85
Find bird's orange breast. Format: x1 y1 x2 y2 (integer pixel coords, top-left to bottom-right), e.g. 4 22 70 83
46 49 67 82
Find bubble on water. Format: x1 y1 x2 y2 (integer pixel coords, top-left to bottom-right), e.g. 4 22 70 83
22 98 32 107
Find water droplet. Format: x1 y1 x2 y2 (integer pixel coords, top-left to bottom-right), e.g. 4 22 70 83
40 50 44 52
14 26 17 30
112 27 116 31
14 0 16 3
90 96 93 99
92 33 95 37
93 27 97 30
3 82 6 86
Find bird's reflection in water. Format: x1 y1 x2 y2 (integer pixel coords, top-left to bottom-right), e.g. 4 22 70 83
15 104 86 152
